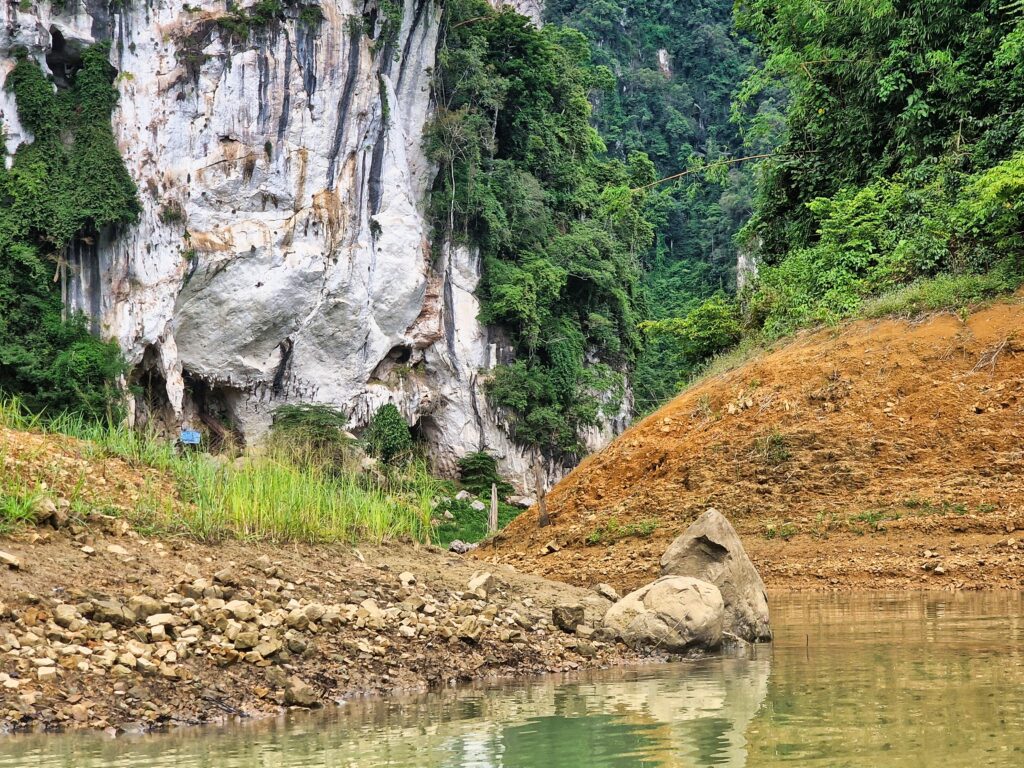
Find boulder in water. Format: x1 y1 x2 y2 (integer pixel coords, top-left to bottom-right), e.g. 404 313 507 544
603 576 723 652
660 508 771 642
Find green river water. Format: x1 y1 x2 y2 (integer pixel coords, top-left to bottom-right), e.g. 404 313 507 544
3 592 1023 767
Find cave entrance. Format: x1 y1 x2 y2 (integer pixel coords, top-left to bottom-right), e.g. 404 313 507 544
183 372 245 452
45 27 85 89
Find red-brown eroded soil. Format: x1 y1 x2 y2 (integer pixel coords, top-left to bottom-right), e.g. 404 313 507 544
481 299 1024 593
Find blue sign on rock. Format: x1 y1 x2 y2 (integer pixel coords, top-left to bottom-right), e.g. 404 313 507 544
180 429 201 446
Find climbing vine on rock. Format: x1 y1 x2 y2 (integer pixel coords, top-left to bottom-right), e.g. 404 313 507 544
0 42 138 418
426 0 655 454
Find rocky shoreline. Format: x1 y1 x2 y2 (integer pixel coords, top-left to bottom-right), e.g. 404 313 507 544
0 531 663 734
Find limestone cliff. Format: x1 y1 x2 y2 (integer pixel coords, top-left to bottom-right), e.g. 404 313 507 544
0 0 625 486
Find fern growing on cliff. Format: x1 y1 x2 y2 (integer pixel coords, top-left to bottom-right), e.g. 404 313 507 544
0 43 138 418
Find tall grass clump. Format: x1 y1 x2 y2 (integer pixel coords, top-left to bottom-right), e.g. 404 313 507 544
173 450 434 544
0 394 441 545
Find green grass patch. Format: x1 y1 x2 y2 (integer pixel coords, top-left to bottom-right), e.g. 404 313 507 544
859 268 1024 320
585 517 658 545
0 486 41 535
750 428 790 466
0 396 441 545
763 520 797 540
432 493 523 547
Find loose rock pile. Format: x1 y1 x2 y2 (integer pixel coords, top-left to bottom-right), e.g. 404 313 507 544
0 553 636 732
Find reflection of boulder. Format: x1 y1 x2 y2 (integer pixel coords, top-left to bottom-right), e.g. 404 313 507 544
661 508 772 642
3 651 771 767
604 576 724 652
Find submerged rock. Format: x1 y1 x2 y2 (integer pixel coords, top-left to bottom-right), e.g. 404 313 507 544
660 508 771 642
604 576 723 652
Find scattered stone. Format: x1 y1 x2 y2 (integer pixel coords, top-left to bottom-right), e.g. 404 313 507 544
448 540 477 555
88 600 136 628
145 613 177 628
455 490 473 501
470 500 487 512
541 540 560 555
81 546 96 556
106 544 130 557
213 566 240 586
283 676 320 707
126 595 164 620
53 604 79 629
593 583 621 603
36 666 58 682
398 572 417 587
32 497 66 529
552 604 585 633
508 496 536 509
224 600 257 622
234 631 259 650
576 641 597 658
604 576 724 653
0 550 20 570
457 616 483 643
660 508 772 642
467 572 495 597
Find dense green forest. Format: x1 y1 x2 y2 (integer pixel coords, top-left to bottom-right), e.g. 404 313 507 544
733 0 1024 336
427 0 654 454
545 0 778 407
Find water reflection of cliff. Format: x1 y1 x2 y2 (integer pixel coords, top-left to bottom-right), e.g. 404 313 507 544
13 594 1022 768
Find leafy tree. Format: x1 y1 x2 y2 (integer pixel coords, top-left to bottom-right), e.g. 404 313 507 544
640 294 742 369
735 0 1024 263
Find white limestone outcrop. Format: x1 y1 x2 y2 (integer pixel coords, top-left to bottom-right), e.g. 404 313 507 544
0 0 626 488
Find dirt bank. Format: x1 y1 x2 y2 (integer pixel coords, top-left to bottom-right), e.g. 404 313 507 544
481 300 1024 593
0 531 653 733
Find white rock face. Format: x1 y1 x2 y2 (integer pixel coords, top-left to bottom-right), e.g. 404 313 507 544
492 0 545 25
0 0 627 488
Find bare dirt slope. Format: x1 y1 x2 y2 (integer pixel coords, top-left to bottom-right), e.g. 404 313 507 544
481 299 1024 593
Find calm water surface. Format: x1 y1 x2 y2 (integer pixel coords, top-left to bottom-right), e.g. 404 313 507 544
3 592 1023 767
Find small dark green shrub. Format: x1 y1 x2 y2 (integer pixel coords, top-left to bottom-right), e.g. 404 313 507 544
271 403 347 446
298 4 323 27
456 451 513 498
363 404 413 464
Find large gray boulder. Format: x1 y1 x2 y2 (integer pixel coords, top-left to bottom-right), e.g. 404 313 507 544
660 508 771 642
603 576 724 652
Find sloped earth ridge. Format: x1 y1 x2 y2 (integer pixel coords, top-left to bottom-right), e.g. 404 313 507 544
480 299 1024 593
